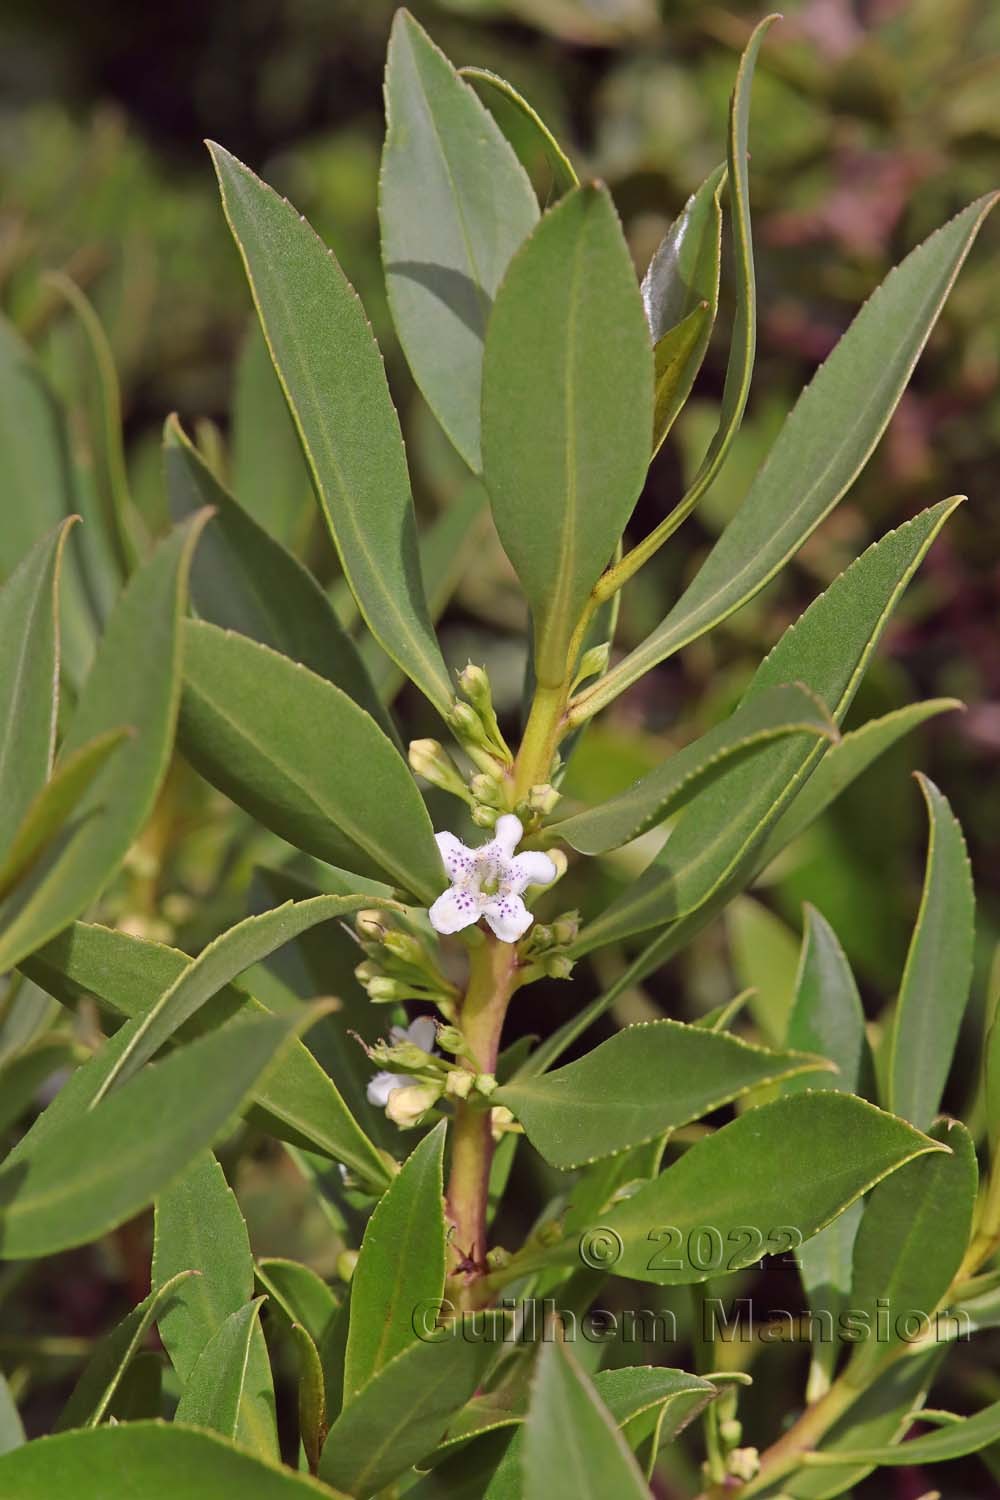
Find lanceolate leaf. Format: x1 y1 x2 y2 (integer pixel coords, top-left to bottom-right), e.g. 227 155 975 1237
209 142 452 715
804 1394 1000 1467
154 1151 257 1383
481 185 653 685
848 1117 976 1378
380 12 539 472
319 1326 498 1496
538 1092 942 1286
174 1299 277 1456
460 67 578 203
344 1122 447 1400
885 775 975 1132
496 1020 831 1168
0 730 130 903
95 895 398 1099
523 1342 651 1500
550 682 836 855
0 515 209 975
0 1009 314 1258
179 621 443 901
758 698 962 862
22 921 393 1188
0 522 74 852
0 1424 351 1499
231 318 313 549
785 906 868 1096
575 192 997 721
164 414 396 741
254 1259 337 1347
573 497 961 955
55 1271 196 1432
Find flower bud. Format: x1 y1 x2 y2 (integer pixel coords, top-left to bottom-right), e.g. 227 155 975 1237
546 848 568 882
445 1069 474 1099
449 701 488 744
355 909 387 941
385 1081 442 1129
435 1025 466 1055
367 977 402 1002
552 911 580 945
486 1245 513 1271
353 960 383 984
408 738 471 801
391 1042 438 1072
543 954 575 981
471 804 498 829
490 1105 515 1139
727 1449 759 1482
719 1418 743 1449
457 662 491 705
474 1073 498 1098
528 783 560 815
530 923 554 951
470 773 504 807
382 930 426 966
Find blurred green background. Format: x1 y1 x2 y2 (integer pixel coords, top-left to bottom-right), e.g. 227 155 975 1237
1 0 998 1488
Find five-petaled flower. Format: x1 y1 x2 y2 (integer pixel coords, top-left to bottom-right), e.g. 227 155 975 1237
366 1016 437 1110
429 813 557 944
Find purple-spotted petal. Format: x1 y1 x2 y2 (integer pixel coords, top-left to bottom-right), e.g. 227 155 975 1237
482 894 532 944
435 830 475 880
493 814 524 858
429 886 482 935
508 850 558 891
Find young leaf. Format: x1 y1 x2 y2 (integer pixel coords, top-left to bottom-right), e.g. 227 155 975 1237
522 1340 650 1500
575 192 997 720
291 1323 327 1476
179 621 443 902
164 414 396 742
758 699 962 863
886 775 975 1131
573 497 961 954
343 1121 447 1399
22 921 393 1188
785 906 868 1095
0 522 75 852
174 1298 278 1460
55 1270 196 1432
848 1117 976 1378
0 1423 351 1498
460 67 578 203
641 166 724 357
380 11 539 472
550 682 837 855
0 1009 314 1258
319 1324 498 1496
539 1092 943 1286
255 1259 337 1347
0 729 130 904
154 1151 256 1383
649 304 713 454
481 183 653 686
495 1020 831 1169
0 514 209 975
94 894 398 1100
208 142 452 715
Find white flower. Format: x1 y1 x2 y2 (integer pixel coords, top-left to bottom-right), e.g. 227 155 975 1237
366 1016 438 1107
428 813 557 944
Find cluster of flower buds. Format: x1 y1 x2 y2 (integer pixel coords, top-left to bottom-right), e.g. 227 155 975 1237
353 909 460 1017
364 1015 506 1130
516 908 579 982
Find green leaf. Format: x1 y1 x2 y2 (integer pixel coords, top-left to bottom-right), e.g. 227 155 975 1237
179 621 442 902
649 304 713 455
796 1199 863 1403
848 1117 976 1378
175 1298 277 1459
481 183 653 685
344 1121 447 1399
0 1423 352 1498
95 895 397 1100
0 1035 78 1136
576 192 997 719
885 775 975 1131
0 1372 24 1455
805 1393 1000 1467
0 729 130 903
22 921 392 1188
727 896 801 1046
55 1270 196 1432
0 316 95 685
154 1151 256 1383
460 67 578 203
538 1092 942 1286
641 166 724 355
255 1259 337 1348
319 1321 499 1496
0 1008 313 1258
785 906 868 1095
573 497 961 955
291 1323 327 1476
550 683 836 855
0 522 74 852
380 11 539 472
208 142 452 715
165 414 396 742
522 1340 650 1500
496 1020 831 1169
231 318 313 549
0 514 208 974
758 699 962 862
